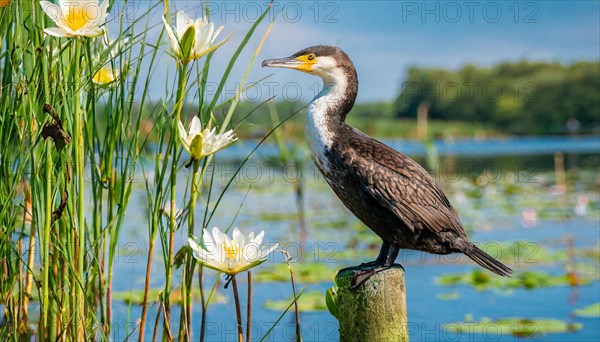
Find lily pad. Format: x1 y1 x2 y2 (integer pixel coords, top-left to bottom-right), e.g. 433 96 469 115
113 287 227 306
581 247 600 262
254 262 337 283
264 290 327 312
257 212 300 222
444 317 582 337
573 303 600 318
493 241 564 264
436 267 599 291
325 248 378 262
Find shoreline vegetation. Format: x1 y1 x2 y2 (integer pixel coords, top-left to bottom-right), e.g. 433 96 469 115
114 58 600 142
108 95 600 144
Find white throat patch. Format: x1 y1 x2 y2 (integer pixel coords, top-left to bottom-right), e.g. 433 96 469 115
305 57 348 174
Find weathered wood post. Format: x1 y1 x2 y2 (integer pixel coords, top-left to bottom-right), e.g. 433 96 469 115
334 265 408 341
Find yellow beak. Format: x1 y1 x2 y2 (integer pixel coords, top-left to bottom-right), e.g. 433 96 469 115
262 56 314 73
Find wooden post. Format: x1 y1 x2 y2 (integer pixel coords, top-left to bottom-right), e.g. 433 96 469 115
335 265 409 341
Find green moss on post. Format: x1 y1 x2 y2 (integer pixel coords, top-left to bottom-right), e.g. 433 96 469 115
335 265 408 341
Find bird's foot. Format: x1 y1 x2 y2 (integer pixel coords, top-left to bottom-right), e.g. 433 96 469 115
350 266 392 290
358 260 381 267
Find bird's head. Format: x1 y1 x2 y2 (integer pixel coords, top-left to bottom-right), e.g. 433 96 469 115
262 45 354 83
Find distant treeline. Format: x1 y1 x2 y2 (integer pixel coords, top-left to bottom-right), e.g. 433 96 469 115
393 61 600 135
112 60 600 139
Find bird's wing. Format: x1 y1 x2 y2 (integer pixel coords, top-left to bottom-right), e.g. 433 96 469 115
341 130 465 235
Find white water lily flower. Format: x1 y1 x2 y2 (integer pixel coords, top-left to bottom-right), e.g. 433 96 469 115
200 127 237 156
40 0 109 38
163 10 228 64
188 227 278 275
178 116 237 160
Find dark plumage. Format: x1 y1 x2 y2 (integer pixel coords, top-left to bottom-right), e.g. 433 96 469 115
263 46 512 282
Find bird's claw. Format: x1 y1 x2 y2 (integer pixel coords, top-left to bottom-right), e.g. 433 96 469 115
358 260 380 267
350 266 392 290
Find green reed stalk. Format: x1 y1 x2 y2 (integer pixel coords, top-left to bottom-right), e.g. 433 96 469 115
41 140 52 336
33 10 51 333
82 38 103 333
199 265 207 341
104 89 116 337
138 27 167 342
163 59 188 340
83 39 105 336
231 275 244 342
246 271 252 342
179 158 201 340
71 37 86 340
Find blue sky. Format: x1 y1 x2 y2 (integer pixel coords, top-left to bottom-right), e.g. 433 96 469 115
112 1 600 103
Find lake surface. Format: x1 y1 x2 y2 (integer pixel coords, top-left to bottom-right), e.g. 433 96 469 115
108 136 599 341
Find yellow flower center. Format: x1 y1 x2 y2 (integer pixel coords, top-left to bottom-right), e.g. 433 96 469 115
93 67 116 85
190 134 204 160
224 242 239 260
64 7 90 31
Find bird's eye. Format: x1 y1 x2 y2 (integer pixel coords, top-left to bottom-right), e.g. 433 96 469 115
307 53 316 61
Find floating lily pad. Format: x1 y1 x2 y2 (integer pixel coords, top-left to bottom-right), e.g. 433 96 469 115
322 248 378 263
113 287 227 306
581 247 600 262
492 241 565 264
312 218 351 229
574 303 600 318
444 317 582 337
264 290 327 312
437 267 599 291
254 262 337 283
438 241 595 267
347 226 383 249
257 212 300 222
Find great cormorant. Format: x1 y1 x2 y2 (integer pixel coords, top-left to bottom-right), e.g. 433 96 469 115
262 46 512 287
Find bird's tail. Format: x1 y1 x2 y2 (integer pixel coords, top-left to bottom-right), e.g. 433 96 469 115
463 244 512 277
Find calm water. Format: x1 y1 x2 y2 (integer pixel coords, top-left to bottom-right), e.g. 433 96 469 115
107 137 599 341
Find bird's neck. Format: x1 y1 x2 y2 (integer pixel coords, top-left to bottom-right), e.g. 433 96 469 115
313 66 358 123
305 66 358 150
